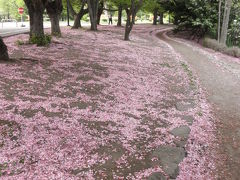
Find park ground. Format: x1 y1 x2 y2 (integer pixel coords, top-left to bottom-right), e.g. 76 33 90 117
0 24 239 179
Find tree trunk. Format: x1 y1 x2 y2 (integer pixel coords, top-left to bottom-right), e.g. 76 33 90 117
124 0 143 41
153 8 158 25
49 14 61 36
46 0 63 36
159 12 164 24
218 0 222 42
72 13 82 29
97 12 101 25
72 8 88 29
67 0 77 17
32 11 44 37
220 0 232 45
72 1 88 29
0 37 9 61
24 0 34 36
24 0 46 38
124 19 131 40
97 0 104 25
124 25 132 41
87 0 99 31
28 9 34 36
117 5 122 26
132 16 135 25
124 9 134 41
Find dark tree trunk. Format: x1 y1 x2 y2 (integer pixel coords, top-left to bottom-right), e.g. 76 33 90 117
72 8 88 29
124 9 134 41
68 0 88 29
220 0 232 45
46 0 63 36
0 37 9 61
132 16 135 24
67 0 77 17
24 0 46 38
159 12 164 24
49 14 61 36
28 9 34 36
124 0 143 41
124 21 131 40
32 11 44 37
73 13 82 29
87 0 99 31
97 0 104 25
153 8 158 25
117 5 122 26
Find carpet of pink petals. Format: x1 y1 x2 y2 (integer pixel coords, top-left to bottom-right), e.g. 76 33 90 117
0 25 217 179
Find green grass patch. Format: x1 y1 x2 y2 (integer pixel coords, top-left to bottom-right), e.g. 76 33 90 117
29 34 52 46
181 62 195 86
160 63 171 68
16 40 24 46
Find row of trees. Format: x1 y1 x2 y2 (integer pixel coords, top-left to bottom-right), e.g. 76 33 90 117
1 0 150 42
12 0 146 40
0 0 146 61
49 0 240 45
1 0 239 61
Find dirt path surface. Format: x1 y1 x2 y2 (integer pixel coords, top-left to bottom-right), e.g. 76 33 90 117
158 30 240 179
1 25 217 179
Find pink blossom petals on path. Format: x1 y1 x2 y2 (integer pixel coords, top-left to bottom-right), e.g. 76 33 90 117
0 25 218 179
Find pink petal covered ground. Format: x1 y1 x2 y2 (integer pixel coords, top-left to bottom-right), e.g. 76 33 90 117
0 25 218 179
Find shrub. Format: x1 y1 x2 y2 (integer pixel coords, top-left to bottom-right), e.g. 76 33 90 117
224 46 240 58
82 15 89 22
228 20 240 47
102 19 107 23
16 40 24 46
29 34 52 46
51 32 61 37
203 38 240 58
203 38 225 51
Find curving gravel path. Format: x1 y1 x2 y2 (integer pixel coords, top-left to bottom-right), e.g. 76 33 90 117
158 30 240 179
